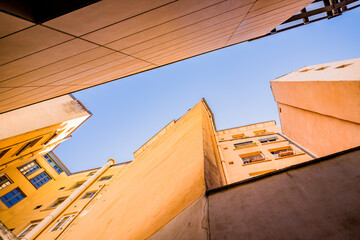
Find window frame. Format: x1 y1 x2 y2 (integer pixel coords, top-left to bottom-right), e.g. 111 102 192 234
0 187 26 208
71 181 85 189
270 147 295 158
259 136 278 144
49 197 68 209
17 220 42 238
0 174 13 190
29 171 52 189
43 154 63 174
240 152 266 165
18 160 41 177
0 148 11 159
49 214 75 232
234 141 257 149
99 176 112 181
82 191 96 199
14 137 42 156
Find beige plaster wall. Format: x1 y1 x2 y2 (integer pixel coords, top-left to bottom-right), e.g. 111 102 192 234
278 103 360 157
0 95 90 140
217 121 313 183
271 59 360 157
271 80 360 124
208 149 360 240
57 101 218 240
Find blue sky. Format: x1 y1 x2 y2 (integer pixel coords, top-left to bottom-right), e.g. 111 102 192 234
55 8 360 172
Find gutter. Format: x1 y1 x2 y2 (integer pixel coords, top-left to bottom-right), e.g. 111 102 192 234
23 159 115 240
276 133 317 158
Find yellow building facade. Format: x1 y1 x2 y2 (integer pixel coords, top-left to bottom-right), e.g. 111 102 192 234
0 98 315 239
217 121 314 184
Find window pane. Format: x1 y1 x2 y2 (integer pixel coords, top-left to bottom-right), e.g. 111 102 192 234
30 172 51 189
18 161 41 177
1 187 26 208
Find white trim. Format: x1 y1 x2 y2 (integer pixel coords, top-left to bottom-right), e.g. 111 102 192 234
49 214 75 232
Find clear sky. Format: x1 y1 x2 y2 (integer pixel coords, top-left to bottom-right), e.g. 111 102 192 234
54 8 360 172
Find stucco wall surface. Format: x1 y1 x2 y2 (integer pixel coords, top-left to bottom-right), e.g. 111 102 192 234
149 196 208 240
208 149 360 240
59 102 215 240
271 80 360 124
278 103 360 157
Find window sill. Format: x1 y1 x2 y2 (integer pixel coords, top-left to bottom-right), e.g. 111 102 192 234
275 153 305 160
260 140 287 145
242 159 271 166
254 132 274 137
233 143 258 150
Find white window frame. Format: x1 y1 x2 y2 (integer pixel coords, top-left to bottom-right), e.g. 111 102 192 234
49 214 75 232
17 221 41 238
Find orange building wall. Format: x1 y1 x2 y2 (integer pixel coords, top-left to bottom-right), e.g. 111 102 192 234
271 59 360 157
56 101 222 240
278 103 360 157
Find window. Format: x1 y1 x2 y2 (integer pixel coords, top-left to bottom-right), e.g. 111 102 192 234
17 220 42 238
50 214 75 232
0 148 10 159
0 174 12 190
1 187 26 208
72 182 85 189
231 133 244 139
315 66 329 71
15 137 42 156
49 197 67 208
43 132 58 145
34 205 42 209
87 172 96 176
253 130 266 136
336 63 352 69
99 176 112 181
18 161 40 177
259 136 278 144
44 154 63 174
30 171 51 189
234 141 256 149
240 152 265 165
82 191 96 199
299 68 312 72
270 147 295 158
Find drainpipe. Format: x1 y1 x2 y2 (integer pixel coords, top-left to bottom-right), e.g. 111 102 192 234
23 159 115 240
